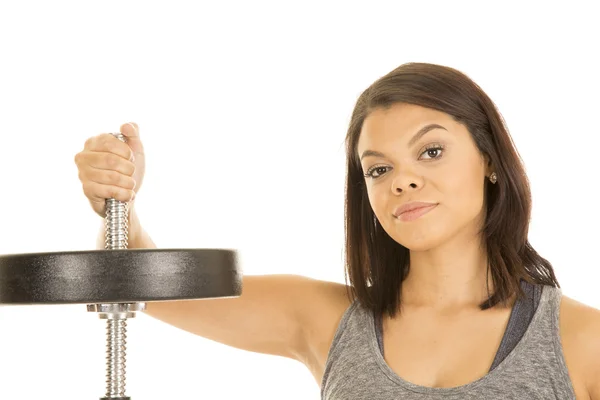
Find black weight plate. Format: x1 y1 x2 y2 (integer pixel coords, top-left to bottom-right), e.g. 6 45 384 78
0 249 242 304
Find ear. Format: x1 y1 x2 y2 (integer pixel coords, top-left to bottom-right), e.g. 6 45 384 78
483 153 494 176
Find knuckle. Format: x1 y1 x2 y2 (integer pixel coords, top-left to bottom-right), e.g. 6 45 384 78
126 177 136 190
106 154 120 169
74 151 88 167
117 188 130 201
103 170 116 184
99 134 114 149
110 170 124 186
84 136 95 149
81 182 93 196
107 187 118 200
126 161 136 176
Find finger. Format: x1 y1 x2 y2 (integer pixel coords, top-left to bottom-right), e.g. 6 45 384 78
83 152 136 176
120 122 139 139
82 181 135 204
84 134 135 161
80 168 136 191
119 122 144 155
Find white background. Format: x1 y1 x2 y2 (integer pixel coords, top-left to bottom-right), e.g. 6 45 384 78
0 1 598 399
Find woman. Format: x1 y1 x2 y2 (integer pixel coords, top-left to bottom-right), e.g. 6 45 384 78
74 62 600 399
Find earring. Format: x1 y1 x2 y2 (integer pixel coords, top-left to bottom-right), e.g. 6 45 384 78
489 172 497 184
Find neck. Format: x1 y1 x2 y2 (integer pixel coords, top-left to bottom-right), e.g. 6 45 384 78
401 231 496 312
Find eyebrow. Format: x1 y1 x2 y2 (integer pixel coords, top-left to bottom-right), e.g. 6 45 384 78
359 123 448 161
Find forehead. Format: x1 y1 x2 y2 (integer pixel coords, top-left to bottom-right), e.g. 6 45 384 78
358 103 457 148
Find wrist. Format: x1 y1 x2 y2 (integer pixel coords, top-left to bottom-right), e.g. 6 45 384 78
127 201 142 245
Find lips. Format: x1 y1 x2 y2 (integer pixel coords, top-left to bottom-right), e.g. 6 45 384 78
393 202 438 217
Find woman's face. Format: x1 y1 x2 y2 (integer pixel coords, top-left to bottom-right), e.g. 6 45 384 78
356 103 492 252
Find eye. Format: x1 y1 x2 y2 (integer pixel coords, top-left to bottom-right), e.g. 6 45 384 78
364 165 389 179
363 144 445 180
419 145 445 160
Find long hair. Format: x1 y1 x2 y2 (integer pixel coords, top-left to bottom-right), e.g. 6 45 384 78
344 62 559 318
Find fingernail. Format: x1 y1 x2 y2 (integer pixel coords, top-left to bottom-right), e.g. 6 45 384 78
127 122 137 133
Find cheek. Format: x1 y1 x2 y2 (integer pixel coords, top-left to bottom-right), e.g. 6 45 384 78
366 186 387 220
442 166 486 218
367 182 391 220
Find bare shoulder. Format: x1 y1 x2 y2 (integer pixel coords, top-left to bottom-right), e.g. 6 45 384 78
292 276 353 384
559 294 600 399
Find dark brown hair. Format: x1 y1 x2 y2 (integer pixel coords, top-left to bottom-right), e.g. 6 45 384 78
343 62 559 318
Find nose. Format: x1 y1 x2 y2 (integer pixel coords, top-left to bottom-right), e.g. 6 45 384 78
391 169 423 194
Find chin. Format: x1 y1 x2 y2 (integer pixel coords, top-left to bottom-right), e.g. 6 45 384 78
396 238 438 252
383 219 448 252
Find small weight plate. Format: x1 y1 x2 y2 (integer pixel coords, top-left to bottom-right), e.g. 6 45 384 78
0 249 242 304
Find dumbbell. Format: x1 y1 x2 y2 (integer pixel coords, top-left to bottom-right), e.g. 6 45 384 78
0 132 243 399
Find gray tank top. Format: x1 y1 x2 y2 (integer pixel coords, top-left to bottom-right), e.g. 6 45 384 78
321 283 576 399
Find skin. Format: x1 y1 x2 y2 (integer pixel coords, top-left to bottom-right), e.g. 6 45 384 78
357 103 495 311
75 114 600 399
353 104 600 396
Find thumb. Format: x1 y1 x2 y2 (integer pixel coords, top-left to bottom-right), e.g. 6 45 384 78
119 121 144 154
120 121 140 139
